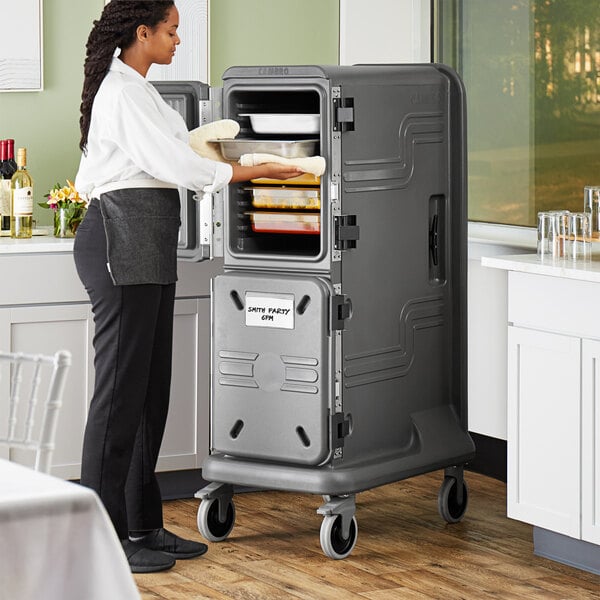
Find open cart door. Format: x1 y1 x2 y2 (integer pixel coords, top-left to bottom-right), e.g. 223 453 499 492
152 80 224 261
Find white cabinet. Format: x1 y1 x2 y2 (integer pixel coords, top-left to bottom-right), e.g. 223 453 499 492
0 303 94 479
506 270 600 546
582 339 600 545
158 298 210 472
0 249 216 479
0 297 210 479
507 326 580 537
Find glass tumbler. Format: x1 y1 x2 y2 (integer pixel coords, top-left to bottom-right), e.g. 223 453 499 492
537 211 561 259
584 186 600 239
567 211 592 261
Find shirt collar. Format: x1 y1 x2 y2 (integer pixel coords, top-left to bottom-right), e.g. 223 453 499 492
109 57 147 83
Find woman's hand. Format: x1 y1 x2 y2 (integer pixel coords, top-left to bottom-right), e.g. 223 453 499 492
230 162 303 183
260 162 304 180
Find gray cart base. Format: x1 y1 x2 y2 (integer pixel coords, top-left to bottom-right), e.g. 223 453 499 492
196 405 474 558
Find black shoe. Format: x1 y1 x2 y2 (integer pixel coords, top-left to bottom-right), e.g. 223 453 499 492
121 539 176 574
131 527 208 559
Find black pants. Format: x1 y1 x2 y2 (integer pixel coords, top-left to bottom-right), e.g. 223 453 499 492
74 200 175 539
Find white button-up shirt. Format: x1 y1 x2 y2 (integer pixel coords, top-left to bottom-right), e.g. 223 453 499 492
75 58 232 196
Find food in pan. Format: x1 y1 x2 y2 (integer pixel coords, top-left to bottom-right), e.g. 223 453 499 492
251 173 321 186
248 211 320 234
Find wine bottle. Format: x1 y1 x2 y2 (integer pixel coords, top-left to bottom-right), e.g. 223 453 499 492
0 140 12 230
2 140 18 230
5 139 17 174
10 147 33 239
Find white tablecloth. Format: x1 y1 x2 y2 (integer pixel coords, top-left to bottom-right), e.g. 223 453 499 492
0 459 140 600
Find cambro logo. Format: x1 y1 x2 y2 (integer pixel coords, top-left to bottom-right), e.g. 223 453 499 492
410 91 442 105
258 66 289 76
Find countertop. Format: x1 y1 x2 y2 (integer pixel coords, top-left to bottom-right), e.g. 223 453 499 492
482 253 600 284
0 228 74 254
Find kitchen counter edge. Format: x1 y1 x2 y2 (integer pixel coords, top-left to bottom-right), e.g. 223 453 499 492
482 253 600 284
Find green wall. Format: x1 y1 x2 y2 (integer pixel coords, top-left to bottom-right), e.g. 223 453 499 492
209 0 340 85
0 0 104 226
0 0 340 226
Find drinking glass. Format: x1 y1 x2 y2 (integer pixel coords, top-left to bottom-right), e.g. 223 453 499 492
584 186 600 239
567 211 592 261
537 211 561 260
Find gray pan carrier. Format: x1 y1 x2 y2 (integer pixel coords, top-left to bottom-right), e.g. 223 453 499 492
195 63 474 559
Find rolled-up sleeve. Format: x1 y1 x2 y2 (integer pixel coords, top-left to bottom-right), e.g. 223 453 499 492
112 84 232 193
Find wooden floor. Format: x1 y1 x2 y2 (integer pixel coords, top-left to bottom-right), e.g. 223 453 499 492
135 471 600 599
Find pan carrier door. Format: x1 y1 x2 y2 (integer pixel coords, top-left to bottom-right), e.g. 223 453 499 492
152 81 224 261
211 271 334 466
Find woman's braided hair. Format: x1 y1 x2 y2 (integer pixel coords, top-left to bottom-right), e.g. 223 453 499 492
79 0 174 152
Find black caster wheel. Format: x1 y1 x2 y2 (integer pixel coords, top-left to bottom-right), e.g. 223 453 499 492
197 497 236 542
319 514 358 559
438 475 469 523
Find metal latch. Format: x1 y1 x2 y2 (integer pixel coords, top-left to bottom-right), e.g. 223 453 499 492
333 97 355 131
331 412 351 448
335 215 359 250
331 294 352 331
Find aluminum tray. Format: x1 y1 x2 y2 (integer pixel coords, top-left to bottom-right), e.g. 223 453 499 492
212 139 319 161
239 113 320 134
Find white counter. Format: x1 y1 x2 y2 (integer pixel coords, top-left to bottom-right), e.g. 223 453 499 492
482 253 600 283
0 228 74 254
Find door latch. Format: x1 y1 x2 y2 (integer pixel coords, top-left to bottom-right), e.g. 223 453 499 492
333 97 355 132
331 294 352 331
331 412 351 449
334 215 359 250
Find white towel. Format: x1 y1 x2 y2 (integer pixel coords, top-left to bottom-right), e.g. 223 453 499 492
239 153 326 177
189 119 240 162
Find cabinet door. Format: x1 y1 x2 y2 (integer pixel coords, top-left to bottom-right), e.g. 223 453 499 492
0 304 94 479
157 298 210 471
582 339 600 545
507 326 581 538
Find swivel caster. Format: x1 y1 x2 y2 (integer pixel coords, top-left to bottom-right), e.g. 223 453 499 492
438 475 469 524
319 514 358 559
197 496 236 542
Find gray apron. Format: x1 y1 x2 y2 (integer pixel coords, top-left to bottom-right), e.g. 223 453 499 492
98 187 181 286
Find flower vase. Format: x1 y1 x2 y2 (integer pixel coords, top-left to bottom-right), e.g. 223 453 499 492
54 206 86 238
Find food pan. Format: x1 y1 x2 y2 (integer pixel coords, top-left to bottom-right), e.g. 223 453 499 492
248 187 321 210
239 113 320 134
251 173 321 186
212 139 319 161
248 211 320 235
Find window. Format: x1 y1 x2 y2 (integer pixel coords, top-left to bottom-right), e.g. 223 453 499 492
434 0 600 226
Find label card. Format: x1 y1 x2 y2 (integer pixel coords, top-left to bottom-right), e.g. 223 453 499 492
245 292 294 329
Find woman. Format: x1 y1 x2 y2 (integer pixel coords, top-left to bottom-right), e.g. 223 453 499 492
75 0 301 574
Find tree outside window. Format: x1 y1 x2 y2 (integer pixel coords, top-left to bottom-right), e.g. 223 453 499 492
435 0 600 226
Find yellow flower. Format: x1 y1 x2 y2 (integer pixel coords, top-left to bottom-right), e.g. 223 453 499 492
43 180 88 210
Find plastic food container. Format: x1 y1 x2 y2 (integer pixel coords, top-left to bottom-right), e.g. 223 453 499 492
212 139 319 160
248 212 320 234
248 187 321 210
239 113 320 134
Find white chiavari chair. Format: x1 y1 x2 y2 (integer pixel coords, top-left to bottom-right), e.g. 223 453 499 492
0 350 71 474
